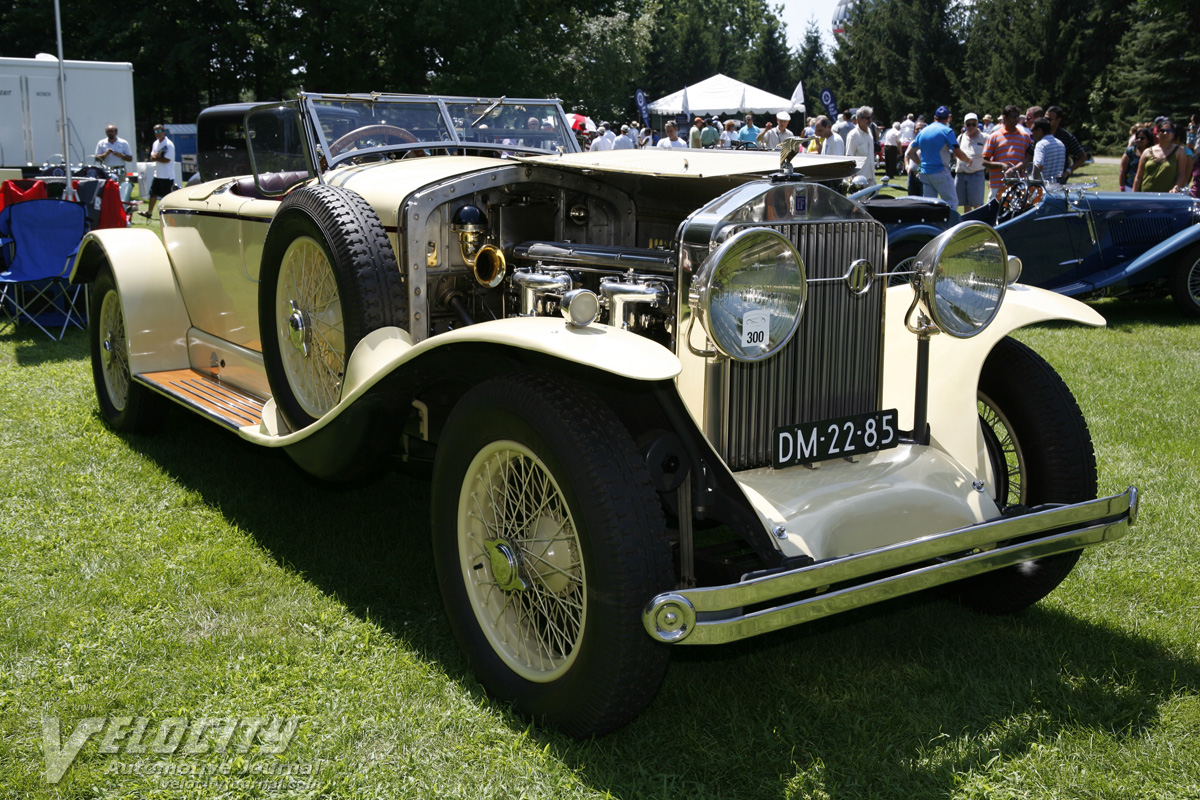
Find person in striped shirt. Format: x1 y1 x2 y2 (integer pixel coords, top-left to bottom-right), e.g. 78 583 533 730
982 105 1031 202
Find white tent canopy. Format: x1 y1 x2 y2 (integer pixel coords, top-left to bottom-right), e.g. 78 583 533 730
648 74 804 116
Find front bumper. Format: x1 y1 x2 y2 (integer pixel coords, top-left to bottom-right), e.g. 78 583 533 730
643 487 1137 644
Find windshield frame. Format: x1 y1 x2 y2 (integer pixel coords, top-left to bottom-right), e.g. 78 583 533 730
297 91 580 171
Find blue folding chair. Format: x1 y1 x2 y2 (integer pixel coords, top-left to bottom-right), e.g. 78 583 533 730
0 199 88 340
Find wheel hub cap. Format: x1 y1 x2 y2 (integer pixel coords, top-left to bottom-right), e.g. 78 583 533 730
483 539 526 591
287 301 310 356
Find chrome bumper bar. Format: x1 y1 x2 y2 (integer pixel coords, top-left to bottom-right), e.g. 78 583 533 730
643 487 1138 645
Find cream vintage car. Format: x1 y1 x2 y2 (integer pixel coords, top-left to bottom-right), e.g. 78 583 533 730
71 92 1138 737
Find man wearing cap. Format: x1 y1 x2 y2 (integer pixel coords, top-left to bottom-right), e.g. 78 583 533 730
910 106 968 205
612 124 635 150
141 124 177 219
738 114 761 144
956 113 988 211
689 117 705 148
588 123 613 151
981 114 995 135
757 112 796 149
845 106 876 185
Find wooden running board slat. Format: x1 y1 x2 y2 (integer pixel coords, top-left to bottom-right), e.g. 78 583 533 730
137 369 266 429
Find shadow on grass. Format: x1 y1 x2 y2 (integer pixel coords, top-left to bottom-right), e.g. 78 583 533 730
0 321 89 364
108 401 1199 798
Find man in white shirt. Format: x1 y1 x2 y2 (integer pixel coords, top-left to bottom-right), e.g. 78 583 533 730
882 121 903 177
899 114 916 146
588 124 613 151
757 112 796 150
612 124 635 150
656 121 687 148
845 105 876 185
94 124 133 180
141 124 176 219
809 116 845 156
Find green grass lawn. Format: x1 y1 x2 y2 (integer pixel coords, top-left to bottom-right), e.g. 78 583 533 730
1 296 1198 799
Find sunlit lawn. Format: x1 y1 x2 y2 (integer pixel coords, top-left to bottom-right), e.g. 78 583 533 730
1 292 1197 797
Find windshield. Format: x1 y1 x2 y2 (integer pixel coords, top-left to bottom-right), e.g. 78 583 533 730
303 93 577 166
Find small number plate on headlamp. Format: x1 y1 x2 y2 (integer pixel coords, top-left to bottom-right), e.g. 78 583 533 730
772 409 899 468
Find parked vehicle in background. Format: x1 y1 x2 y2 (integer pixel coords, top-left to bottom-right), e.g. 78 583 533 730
70 92 1137 737
0 56 135 176
862 178 1200 316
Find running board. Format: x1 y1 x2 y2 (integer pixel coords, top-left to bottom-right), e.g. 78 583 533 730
136 369 266 429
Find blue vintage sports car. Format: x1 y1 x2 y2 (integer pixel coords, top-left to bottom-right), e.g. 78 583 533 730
859 179 1200 316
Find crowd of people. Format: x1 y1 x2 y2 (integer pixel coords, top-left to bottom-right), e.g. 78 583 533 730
578 107 1200 207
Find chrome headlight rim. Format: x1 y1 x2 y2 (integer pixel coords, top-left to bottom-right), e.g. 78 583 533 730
694 226 808 362
914 221 1008 339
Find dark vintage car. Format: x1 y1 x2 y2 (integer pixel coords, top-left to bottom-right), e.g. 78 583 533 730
69 93 1137 737
862 178 1200 316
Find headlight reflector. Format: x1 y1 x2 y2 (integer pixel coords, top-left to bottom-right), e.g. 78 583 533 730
915 221 1007 338
693 228 807 361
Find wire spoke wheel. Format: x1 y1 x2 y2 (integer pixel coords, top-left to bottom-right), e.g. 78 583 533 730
275 235 346 419
978 391 1026 508
459 440 586 682
98 288 131 411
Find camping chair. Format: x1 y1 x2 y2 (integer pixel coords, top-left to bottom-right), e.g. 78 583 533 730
0 199 88 340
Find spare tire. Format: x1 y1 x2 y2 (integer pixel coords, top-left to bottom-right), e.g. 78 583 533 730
258 184 407 429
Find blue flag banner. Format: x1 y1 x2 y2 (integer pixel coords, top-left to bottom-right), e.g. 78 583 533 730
635 89 650 128
820 88 838 118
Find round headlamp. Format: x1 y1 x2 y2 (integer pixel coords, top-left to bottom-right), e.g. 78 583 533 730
914 221 1007 338
693 227 807 361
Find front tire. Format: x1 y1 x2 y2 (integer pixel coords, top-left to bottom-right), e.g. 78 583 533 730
432 374 673 737
1169 244 1200 318
954 337 1097 615
89 265 164 433
258 185 407 430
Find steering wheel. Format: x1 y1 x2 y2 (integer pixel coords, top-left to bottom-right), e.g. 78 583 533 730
328 124 420 157
996 180 1044 222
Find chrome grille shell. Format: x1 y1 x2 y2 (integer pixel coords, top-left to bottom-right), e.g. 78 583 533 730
714 220 886 469
676 182 888 471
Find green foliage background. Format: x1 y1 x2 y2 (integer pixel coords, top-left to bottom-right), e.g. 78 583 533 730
0 0 1194 153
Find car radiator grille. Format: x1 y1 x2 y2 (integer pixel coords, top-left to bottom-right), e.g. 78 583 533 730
717 220 887 471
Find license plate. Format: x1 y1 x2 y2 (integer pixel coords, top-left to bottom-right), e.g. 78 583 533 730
772 409 900 468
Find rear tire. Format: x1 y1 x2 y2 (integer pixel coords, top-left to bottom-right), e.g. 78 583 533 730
89 265 164 433
1169 244 1200 318
432 374 673 737
953 337 1097 615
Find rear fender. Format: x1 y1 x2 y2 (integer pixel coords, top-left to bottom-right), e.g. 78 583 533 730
70 230 190 374
882 283 1104 479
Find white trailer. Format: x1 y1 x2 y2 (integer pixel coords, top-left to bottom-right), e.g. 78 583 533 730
0 55 135 173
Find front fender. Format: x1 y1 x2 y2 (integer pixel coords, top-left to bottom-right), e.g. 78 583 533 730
241 317 682 447
70 229 190 375
882 283 1104 479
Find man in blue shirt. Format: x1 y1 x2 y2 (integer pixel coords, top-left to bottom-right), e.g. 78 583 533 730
911 105 968 205
738 114 761 144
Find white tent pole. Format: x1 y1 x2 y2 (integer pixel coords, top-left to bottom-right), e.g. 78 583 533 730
53 0 75 200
